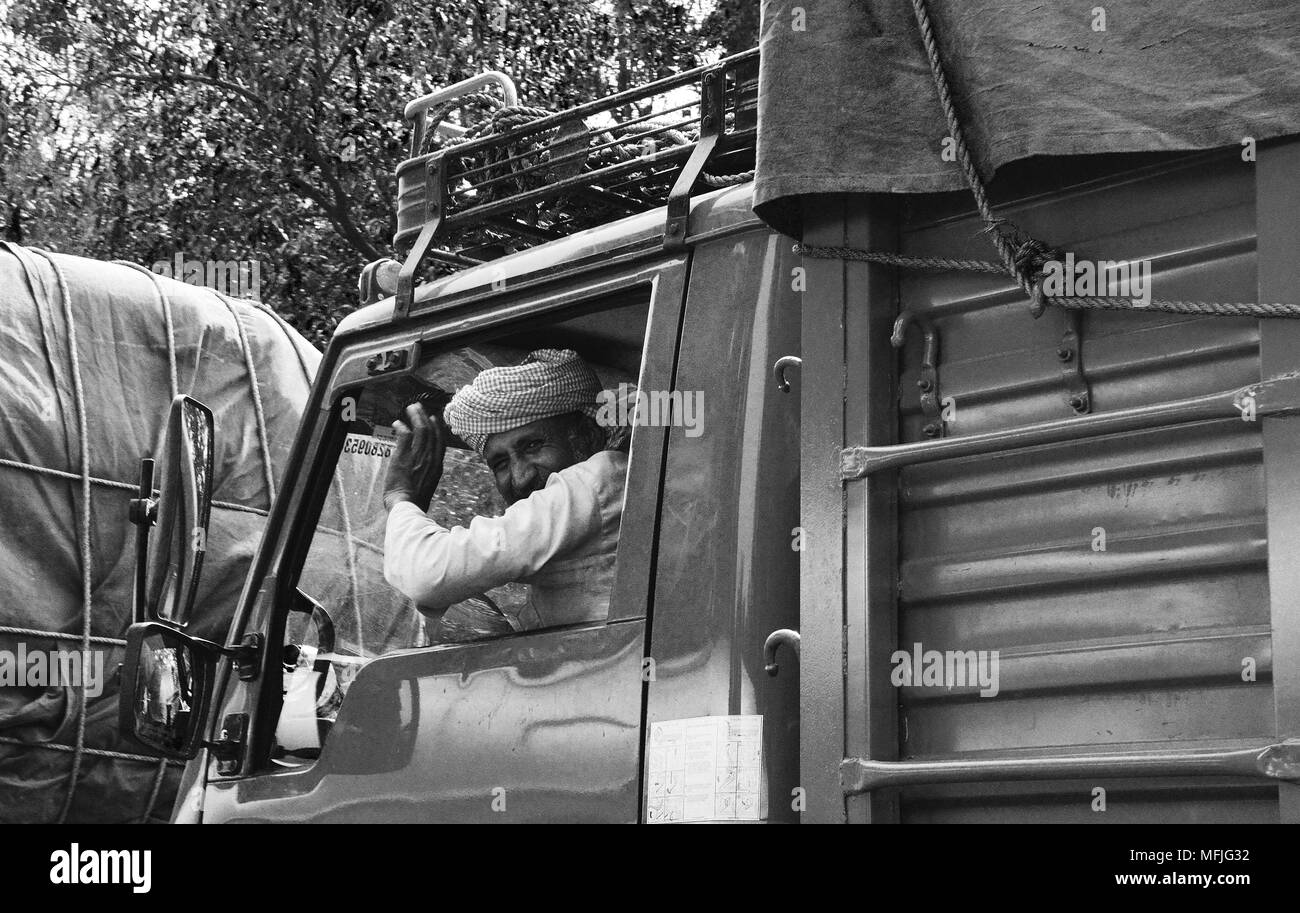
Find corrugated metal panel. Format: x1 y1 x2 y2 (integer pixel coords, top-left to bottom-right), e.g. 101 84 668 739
891 152 1278 822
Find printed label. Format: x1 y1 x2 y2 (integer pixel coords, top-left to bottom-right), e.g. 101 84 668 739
646 715 762 823
342 433 394 458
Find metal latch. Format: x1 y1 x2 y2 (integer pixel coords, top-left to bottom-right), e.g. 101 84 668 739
208 713 248 776
366 348 410 376
892 310 944 438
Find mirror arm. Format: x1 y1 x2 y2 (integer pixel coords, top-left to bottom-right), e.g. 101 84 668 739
171 629 264 682
228 633 264 682
190 632 263 682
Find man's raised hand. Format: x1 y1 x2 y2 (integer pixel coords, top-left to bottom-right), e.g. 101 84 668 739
383 402 447 512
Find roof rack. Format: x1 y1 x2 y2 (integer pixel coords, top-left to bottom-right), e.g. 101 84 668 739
366 47 759 319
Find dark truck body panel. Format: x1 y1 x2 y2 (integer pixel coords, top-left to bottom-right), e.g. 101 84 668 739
802 143 1300 823
194 142 1300 823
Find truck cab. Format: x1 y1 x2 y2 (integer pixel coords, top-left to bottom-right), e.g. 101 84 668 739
120 42 1300 824
122 50 805 823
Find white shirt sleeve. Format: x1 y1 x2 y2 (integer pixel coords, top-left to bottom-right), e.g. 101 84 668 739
383 457 608 609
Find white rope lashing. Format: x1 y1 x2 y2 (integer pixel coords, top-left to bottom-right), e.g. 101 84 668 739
208 290 277 505
25 248 93 823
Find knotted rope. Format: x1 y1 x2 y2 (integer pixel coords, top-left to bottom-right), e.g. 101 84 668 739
794 0 1300 321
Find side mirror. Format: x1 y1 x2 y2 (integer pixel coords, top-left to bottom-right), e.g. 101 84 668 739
119 622 221 759
131 396 215 625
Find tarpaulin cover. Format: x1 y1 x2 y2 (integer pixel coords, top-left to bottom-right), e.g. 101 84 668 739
0 242 320 823
754 0 1300 236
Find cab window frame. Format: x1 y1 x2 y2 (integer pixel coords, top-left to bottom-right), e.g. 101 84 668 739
252 255 690 769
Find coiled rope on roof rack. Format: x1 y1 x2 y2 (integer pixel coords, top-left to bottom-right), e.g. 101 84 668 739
427 89 749 226
795 0 1300 321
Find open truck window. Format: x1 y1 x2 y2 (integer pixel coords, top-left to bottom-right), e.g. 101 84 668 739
272 296 650 763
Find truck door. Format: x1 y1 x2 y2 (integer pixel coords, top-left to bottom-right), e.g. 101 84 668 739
199 256 686 822
801 143 1300 823
642 229 803 823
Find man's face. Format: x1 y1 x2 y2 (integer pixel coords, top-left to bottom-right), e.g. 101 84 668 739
482 416 588 504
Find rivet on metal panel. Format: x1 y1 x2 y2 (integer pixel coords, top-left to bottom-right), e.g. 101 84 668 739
891 311 944 436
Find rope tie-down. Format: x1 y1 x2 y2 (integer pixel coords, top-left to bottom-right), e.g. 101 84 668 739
797 0 1300 321
0 249 329 823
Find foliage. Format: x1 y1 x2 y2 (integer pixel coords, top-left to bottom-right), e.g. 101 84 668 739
0 0 756 347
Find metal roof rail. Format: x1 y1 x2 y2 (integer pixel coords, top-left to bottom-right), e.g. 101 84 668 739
375 48 759 319
405 71 520 152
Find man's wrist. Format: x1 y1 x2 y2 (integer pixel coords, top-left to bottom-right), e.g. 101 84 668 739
384 490 415 511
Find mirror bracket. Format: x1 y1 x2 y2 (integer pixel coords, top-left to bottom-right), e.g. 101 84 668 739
128 459 157 625
127 495 157 527
230 633 264 682
206 712 248 776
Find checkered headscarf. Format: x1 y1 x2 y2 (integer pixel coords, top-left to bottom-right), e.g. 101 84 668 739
444 348 605 452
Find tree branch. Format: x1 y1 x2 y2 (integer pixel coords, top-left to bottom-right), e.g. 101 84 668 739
97 70 270 112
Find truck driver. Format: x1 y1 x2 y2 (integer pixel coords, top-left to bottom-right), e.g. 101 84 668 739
382 348 628 638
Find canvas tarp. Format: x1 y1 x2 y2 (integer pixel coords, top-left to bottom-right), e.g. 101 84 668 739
754 0 1300 236
0 242 320 823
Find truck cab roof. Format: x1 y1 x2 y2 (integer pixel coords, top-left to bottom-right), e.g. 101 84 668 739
335 180 762 338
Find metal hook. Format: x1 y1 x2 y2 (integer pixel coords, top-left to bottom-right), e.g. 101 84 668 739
891 311 939 368
891 311 944 437
763 629 801 676
774 355 802 393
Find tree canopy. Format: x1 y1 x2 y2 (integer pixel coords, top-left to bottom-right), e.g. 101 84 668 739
0 0 757 345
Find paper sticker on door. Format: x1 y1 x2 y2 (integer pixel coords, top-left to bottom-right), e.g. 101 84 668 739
646 715 762 823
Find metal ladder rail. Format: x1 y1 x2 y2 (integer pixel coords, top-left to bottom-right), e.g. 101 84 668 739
836 372 1300 795
842 741 1300 794
841 372 1300 480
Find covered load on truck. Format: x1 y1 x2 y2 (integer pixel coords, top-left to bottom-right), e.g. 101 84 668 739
0 243 319 822
754 0 1300 234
